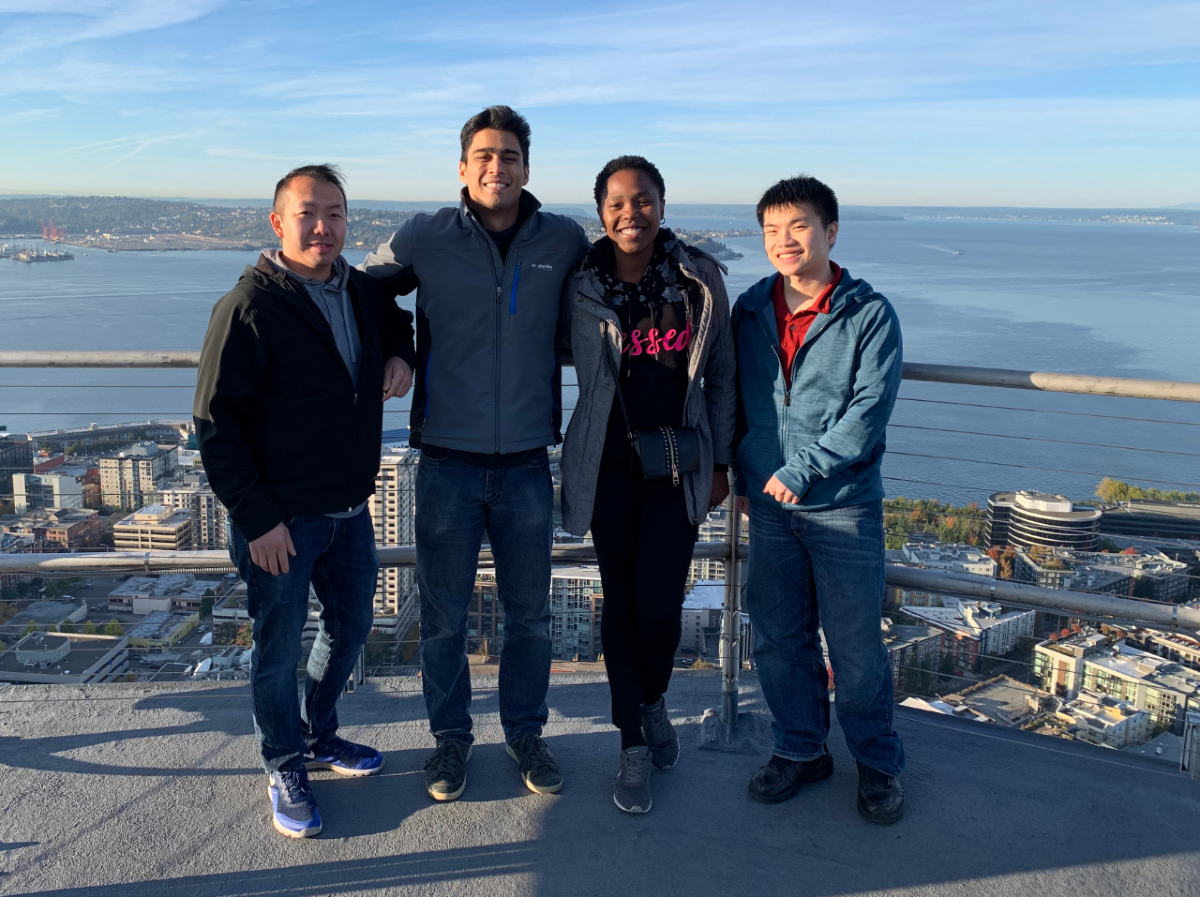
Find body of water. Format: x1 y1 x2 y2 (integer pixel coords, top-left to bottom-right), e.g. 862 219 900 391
2 215 1198 507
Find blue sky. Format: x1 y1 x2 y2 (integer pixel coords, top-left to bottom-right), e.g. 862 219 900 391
1 0 1198 206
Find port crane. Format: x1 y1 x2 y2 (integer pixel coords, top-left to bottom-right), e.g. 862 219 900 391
40 219 66 242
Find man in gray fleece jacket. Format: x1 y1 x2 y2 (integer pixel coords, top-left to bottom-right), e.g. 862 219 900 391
359 106 589 802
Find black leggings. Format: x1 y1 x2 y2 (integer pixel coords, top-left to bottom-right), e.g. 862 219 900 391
591 452 699 747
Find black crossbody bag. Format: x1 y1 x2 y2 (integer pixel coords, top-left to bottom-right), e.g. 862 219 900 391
602 342 700 486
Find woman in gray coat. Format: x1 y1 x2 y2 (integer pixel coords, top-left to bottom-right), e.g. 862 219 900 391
560 156 736 814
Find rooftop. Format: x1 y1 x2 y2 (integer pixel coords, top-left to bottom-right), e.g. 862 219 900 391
108 574 221 599
125 611 195 642
0 672 1196 896
0 631 123 676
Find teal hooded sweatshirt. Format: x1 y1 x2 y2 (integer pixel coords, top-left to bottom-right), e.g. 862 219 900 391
731 266 902 511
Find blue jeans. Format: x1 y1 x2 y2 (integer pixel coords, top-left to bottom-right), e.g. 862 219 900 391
230 509 378 774
744 498 904 776
415 450 553 745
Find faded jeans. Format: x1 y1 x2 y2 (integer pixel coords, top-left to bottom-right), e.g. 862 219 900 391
230 509 377 774
744 498 905 776
415 450 553 745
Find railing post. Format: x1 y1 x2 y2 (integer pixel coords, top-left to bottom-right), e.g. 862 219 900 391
720 478 743 740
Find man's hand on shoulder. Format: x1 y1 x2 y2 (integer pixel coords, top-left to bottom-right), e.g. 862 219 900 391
249 522 297 576
383 356 413 400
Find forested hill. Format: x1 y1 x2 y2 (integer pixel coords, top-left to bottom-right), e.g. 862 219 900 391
0 196 424 249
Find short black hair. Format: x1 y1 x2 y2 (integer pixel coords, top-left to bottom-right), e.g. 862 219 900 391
273 163 347 213
460 105 531 166
755 175 838 229
593 155 666 209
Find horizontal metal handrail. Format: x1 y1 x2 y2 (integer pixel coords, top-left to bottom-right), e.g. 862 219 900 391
2 543 1196 633
901 363 1200 403
888 565 1200 631
1 352 1199 402
0 351 202 368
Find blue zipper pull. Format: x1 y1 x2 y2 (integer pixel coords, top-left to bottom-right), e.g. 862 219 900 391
510 262 521 315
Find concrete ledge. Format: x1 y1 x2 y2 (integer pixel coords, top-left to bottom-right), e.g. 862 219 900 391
0 673 1196 897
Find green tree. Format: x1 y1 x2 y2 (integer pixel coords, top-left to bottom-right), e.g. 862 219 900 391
937 653 957 684
59 621 77 634
82 620 98 634
234 624 253 647
103 619 125 637
200 593 215 618
20 620 38 638
364 629 394 669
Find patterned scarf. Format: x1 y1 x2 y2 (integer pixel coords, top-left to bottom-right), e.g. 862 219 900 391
587 228 690 310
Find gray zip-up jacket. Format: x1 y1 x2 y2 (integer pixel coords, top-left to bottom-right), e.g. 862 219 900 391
359 190 589 453
560 240 737 534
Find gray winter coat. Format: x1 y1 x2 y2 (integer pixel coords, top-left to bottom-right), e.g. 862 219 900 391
359 190 589 453
560 240 737 534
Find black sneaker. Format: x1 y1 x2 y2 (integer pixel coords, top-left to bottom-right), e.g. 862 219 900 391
424 740 472 802
506 734 563 794
747 752 834 804
640 697 679 771
856 762 904 824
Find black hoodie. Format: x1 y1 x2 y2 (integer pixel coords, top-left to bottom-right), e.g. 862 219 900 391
193 257 416 542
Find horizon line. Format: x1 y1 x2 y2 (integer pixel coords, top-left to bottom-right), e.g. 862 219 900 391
0 192 1196 213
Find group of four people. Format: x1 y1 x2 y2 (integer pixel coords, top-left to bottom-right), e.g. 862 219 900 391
194 105 905 840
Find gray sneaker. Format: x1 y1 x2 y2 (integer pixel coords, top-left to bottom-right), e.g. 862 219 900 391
640 697 679 770
613 746 653 814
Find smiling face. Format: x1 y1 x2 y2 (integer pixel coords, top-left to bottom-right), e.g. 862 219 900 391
458 128 529 215
761 203 838 279
268 176 346 278
599 168 663 257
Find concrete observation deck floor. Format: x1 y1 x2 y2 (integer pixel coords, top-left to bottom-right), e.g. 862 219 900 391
0 672 1197 897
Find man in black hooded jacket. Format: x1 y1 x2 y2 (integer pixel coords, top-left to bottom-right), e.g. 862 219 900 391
194 164 414 839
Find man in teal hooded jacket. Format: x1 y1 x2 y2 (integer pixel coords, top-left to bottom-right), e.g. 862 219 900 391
732 175 905 824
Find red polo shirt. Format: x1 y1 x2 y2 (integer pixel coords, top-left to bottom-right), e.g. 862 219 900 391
773 262 841 389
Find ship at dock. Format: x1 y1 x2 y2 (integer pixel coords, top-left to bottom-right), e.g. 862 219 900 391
1 244 75 263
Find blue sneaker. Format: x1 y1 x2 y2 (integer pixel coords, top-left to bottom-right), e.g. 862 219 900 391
305 735 384 777
267 769 322 839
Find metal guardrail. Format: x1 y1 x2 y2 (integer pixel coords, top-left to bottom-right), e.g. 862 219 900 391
2 542 1197 633
3 352 1200 402
4 353 1200 740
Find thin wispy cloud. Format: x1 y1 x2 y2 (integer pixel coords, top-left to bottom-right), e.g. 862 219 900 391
2 0 1197 204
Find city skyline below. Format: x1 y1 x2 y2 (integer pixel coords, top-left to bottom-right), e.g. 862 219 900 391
1 1 1198 207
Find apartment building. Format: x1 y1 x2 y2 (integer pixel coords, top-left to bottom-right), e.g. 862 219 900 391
1081 644 1200 735
548 566 605 662
157 471 228 550
113 504 194 551
0 431 33 497
1014 546 1191 602
1057 689 1152 749
902 598 1035 674
99 443 178 510
369 448 418 614
12 471 84 513
902 541 997 577
1034 629 1108 698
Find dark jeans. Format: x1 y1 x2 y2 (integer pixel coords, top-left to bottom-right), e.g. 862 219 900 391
415 449 553 744
591 453 698 742
230 509 378 774
744 498 905 776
